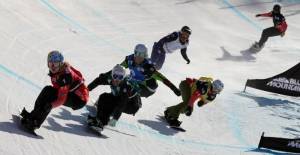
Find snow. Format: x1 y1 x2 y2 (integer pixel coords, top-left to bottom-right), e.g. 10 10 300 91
0 0 300 154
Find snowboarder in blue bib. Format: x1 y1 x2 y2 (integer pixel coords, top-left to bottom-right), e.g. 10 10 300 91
120 44 181 98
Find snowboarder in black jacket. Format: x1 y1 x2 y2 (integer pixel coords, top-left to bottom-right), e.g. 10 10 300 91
87 64 141 130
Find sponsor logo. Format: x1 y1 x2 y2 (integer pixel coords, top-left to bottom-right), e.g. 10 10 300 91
287 140 300 148
267 77 300 92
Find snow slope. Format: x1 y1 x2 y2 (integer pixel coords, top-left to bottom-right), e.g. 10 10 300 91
0 0 300 154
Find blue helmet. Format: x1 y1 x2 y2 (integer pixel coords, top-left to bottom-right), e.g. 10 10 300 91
47 50 64 63
212 79 224 94
134 44 148 58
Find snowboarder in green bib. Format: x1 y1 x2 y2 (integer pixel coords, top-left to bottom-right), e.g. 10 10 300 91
87 64 141 131
164 77 224 127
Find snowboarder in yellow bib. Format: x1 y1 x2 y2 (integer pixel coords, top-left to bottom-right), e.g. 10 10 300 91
164 77 224 127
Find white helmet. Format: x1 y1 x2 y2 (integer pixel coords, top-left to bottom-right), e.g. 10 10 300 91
212 79 224 94
134 44 148 58
111 64 126 80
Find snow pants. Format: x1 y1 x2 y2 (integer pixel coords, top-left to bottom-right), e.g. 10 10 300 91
165 80 191 119
258 27 282 47
139 78 158 97
29 86 86 128
139 78 158 98
96 93 141 126
150 42 166 70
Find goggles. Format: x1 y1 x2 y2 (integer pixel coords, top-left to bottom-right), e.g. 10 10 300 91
112 74 124 80
48 62 61 68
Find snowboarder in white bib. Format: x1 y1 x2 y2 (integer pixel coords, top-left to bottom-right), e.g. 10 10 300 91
150 26 191 70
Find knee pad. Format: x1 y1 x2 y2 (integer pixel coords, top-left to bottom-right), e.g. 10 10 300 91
123 97 142 115
146 79 158 90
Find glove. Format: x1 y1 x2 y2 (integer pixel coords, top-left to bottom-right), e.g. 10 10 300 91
185 106 193 116
108 119 117 127
163 79 181 96
186 59 190 64
171 85 181 96
197 100 205 107
280 32 285 37
255 14 261 17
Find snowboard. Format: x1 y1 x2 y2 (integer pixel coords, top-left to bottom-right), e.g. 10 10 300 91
87 125 103 136
157 115 186 132
86 115 105 137
12 114 40 137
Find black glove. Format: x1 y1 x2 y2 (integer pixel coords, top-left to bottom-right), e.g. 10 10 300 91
186 59 190 64
163 79 181 96
197 100 205 107
185 106 193 116
255 14 261 17
170 84 181 96
173 87 181 96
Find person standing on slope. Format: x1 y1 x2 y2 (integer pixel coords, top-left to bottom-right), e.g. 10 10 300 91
87 64 141 130
121 44 181 98
164 77 224 127
252 4 287 51
20 51 89 131
150 26 191 70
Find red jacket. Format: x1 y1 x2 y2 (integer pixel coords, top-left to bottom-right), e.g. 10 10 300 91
50 63 89 108
185 77 216 108
259 12 287 33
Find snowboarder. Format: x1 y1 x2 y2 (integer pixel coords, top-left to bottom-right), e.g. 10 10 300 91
164 77 224 127
252 4 287 52
150 26 191 70
20 50 89 131
120 44 181 98
87 64 141 131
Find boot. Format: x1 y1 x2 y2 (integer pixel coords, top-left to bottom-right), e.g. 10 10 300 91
20 115 39 131
164 109 169 120
87 115 104 131
163 110 181 127
20 108 30 119
166 118 182 127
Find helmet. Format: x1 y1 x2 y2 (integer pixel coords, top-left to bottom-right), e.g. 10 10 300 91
273 4 281 12
111 64 126 80
181 26 192 35
212 79 224 94
47 50 64 63
134 44 148 58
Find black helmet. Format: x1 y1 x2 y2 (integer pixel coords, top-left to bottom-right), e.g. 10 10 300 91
181 26 192 35
273 4 281 12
